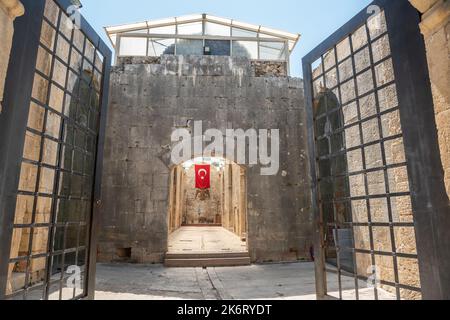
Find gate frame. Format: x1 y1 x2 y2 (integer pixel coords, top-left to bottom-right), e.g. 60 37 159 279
0 0 111 300
302 0 450 300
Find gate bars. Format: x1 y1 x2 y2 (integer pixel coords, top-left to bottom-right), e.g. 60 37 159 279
0 0 111 300
302 0 450 300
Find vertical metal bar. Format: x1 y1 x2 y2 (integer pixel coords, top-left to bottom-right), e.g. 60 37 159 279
257 27 260 60
285 41 290 77
302 59 328 299
359 21 379 301
70 225 81 298
58 223 68 300
146 26 150 57
202 14 206 50
115 35 121 64
85 42 112 300
174 19 178 56
331 45 344 300
347 34 361 300
229 23 233 57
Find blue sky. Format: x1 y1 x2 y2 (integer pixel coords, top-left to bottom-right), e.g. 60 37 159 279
80 0 372 77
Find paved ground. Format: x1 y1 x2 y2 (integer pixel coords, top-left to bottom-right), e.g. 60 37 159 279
168 227 247 254
94 262 396 300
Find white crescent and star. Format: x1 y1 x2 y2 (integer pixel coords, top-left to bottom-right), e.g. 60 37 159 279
198 169 207 180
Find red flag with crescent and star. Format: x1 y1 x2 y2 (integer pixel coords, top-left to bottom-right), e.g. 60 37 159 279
195 164 211 189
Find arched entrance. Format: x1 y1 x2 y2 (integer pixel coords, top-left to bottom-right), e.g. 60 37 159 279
166 157 250 267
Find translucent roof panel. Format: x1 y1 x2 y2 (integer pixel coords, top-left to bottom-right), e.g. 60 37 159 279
105 13 300 54
178 21 203 35
149 25 176 35
205 22 231 36
175 14 203 24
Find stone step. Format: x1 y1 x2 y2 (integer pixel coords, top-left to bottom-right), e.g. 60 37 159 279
166 252 249 260
165 255 251 268
11 272 26 292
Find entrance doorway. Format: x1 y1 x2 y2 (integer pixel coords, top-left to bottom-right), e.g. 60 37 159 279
166 157 249 267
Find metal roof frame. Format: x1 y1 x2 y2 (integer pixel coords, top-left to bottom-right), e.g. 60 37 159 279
104 13 301 53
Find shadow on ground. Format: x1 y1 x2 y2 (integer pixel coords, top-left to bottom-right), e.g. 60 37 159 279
95 262 396 300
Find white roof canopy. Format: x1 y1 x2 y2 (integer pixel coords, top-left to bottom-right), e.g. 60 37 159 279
104 13 301 53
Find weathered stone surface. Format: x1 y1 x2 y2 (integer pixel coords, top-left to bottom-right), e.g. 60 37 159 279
99 55 312 264
0 0 24 113
115 55 289 78
424 25 450 196
251 61 288 77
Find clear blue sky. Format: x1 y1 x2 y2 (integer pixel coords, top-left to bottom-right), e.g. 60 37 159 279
80 0 372 77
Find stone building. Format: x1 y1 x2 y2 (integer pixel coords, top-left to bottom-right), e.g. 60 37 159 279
0 0 449 300
97 15 313 265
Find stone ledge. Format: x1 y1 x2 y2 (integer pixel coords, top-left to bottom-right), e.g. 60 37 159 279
409 0 439 13
415 0 450 36
0 0 25 19
115 55 292 78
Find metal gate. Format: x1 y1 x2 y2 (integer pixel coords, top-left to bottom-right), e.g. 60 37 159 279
0 0 111 300
303 0 450 300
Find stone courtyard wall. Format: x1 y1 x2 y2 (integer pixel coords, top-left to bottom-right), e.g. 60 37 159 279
98 55 312 264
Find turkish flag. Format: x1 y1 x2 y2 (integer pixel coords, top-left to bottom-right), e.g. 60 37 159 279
195 164 211 189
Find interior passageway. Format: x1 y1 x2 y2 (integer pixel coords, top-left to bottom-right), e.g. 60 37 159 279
168 227 247 254
167 157 249 267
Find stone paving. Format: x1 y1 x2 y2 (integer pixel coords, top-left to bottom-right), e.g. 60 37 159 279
168 227 248 254
95 262 396 300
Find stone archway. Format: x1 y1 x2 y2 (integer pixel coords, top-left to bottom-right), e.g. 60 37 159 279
98 55 312 266
166 157 250 267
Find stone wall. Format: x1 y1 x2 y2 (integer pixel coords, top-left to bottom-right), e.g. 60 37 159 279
0 0 24 113
223 163 247 238
117 56 288 78
409 0 450 196
168 166 184 234
251 61 288 77
98 55 312 264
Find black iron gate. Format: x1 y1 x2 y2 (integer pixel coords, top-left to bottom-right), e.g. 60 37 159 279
0 0 111 300
303 0 450 300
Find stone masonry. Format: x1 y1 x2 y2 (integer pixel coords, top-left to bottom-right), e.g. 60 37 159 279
98 55 312 264
409 0 450 197
0 0 24 113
